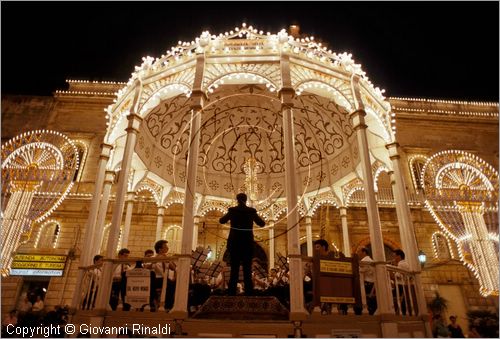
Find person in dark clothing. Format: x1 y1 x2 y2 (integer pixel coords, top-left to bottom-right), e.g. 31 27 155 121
447 315 465 338
219 193 265 296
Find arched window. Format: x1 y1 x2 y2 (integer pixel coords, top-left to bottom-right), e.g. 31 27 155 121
408 155 429 191
71 141 88 182
374 169 394 202
100 224 123 254
34 220 60 249
432 232 453 259
164 225 182 254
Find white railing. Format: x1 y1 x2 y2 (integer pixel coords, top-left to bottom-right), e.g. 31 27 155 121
386 265 419 316
76 256 177 312
348 188 423 207
359 261 420 316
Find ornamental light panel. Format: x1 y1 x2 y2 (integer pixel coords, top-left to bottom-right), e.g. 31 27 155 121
422 150 499 296
1 130 79 276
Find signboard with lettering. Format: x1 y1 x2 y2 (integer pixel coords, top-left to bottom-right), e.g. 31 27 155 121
126 268 151 309
312 252 361 309
10 253 67 276
10 269 64 276
320 260 353 274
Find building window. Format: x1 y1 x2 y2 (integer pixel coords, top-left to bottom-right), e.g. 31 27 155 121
432 232 452 259
164 226 182 254
408 155 429 191
35 221 60 249
71 142 88 182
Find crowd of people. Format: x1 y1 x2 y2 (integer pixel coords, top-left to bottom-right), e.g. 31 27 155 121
1 301 69 338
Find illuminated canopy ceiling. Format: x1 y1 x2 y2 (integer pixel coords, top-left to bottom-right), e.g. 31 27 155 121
105 24 395 209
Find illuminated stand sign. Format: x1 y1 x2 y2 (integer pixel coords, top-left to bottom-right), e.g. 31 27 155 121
10 254 67 276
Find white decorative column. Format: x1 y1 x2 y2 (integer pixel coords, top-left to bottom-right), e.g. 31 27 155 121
92 170 115 255
71 144 112 310
350 83 393 316
95 107 143 311
305 216 313 257
81 143 113 265
170 86 204 318
339 207 351 257
155 206 165 241
281 84 307 320
193 216 200 251
121 192 135 248
268 221 275 269
387 142 433 314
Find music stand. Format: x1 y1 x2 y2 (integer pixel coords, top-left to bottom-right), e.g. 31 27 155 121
276 252 289 271
252 261 268 279
206 260 224 279
191 247 209 271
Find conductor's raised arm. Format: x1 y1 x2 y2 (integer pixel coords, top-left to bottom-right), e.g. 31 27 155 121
219 209 231 224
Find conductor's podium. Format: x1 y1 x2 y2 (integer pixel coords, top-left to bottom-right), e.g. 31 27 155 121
192 295 289 320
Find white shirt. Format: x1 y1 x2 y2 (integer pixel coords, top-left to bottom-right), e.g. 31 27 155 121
113 263 132 280
359 255 375 283
394 259 410 285
153 256 175 280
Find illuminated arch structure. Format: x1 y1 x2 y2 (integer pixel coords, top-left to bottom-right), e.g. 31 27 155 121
84 24 417 320
422 150 499 296
103 24 395 222
1 130 79 276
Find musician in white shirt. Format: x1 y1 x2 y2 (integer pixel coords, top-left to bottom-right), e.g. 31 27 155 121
359 247 377 315
153 240 176 310
390 249 410 315
110 248 132 311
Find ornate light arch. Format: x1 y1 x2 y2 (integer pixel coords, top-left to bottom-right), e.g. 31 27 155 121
342 178 365 207
422 150 499 296
135 179 162 207
204 69 280 95
138 83 192 117
306 190 340 217
199 198 231 217
105 23 393 146
1 130 79 275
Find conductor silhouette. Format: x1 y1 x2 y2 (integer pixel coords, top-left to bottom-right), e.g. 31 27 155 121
219 193 265 296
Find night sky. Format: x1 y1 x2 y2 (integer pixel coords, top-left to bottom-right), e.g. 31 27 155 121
1 2 499 101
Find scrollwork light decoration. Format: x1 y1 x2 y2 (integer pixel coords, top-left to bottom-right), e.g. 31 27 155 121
1 130 79 276
422 150 499 296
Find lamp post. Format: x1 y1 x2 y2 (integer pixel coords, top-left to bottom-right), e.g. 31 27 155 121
418 250 427 268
